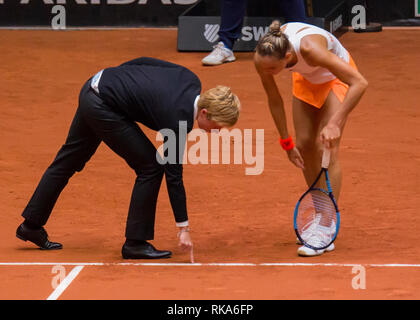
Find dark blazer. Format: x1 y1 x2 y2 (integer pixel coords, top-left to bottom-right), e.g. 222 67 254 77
98 57 202 133
98 57 202 224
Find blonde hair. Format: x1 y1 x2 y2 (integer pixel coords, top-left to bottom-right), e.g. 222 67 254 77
256 20 290 59
197 86 240 127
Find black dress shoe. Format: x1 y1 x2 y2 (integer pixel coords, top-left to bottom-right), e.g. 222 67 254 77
16 223 63 250
122 241 171 259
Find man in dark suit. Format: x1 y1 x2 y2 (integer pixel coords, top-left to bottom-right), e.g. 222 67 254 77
16 57 240 260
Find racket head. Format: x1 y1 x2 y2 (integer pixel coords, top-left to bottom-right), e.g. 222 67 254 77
294 186 340 251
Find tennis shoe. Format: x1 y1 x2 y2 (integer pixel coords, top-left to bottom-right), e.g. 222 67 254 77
297 242 335 256
297 231 335 257
297 221 336 245
202 42 236 66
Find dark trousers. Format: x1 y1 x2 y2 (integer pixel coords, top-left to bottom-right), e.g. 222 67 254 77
22 81 164 240
219 0 307 50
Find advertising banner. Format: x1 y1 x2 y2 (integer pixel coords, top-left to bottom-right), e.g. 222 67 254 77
0 0 198 27
178 0 347 52
363 0 420 25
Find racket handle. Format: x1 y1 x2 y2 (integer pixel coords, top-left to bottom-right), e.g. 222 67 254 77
322 148 331 168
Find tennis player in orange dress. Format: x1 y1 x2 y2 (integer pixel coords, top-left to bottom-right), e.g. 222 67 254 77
254 21 368 256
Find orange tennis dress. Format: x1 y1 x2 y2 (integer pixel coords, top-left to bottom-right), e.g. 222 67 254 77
283 22 358 109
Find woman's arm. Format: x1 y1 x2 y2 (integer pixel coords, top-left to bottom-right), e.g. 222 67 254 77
255 64 290 139
300 36 368 148
300 36 368 129
255 60 305 169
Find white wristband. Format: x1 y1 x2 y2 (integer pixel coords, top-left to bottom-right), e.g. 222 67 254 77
176 221 189 228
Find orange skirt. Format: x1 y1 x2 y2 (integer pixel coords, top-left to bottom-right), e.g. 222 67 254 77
292 55 358 109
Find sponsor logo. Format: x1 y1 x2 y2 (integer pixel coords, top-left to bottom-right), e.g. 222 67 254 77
416 0 420 17
0 0 198 5
203 24 269 44
330 14 343 33
241 26 269 42
204 24 220 43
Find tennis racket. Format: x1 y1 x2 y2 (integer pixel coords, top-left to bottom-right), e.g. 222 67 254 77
293 148 340 251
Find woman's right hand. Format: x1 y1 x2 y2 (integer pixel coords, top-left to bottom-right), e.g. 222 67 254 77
286 147 305 169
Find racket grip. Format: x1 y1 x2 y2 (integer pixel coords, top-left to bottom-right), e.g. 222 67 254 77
322 148 331 168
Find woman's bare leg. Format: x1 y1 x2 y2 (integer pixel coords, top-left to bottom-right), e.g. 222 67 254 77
293 92 346 200
292 97 321 188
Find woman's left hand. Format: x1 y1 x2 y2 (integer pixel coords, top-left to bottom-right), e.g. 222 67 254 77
320 123 341 149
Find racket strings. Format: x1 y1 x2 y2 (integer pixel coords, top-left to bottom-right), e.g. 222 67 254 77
297 190 337 248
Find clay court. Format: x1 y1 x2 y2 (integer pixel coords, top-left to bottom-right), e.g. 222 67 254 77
0 27 419 300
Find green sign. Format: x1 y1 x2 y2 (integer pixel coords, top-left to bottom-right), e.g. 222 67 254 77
417 0 420 17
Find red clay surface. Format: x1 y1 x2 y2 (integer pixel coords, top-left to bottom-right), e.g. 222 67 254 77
1 28 419 299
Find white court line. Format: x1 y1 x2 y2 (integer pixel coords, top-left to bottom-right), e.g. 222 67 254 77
1 262 420 268
46 266 84 301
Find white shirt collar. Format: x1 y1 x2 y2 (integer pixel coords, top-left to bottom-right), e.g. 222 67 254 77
193 95 200 120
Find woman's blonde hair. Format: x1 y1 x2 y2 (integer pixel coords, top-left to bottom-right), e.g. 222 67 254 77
197 86 240 127
256 20 290 59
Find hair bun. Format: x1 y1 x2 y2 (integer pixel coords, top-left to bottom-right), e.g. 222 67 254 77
215 85 232 98
256 20 290 59
269 20 282 36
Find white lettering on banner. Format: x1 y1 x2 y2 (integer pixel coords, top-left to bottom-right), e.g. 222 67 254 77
56 0 87 4
20 0 54 4
16 0 198 4
138 0 198 4
204 25 270 43
330 14 343 33
252 26 268 41
108 0 135 4
241 26 269 42
241 27 253 41
139 0 167 3
173 0 197 4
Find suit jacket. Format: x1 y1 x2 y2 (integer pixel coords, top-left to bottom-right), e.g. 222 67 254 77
97 57 202 225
